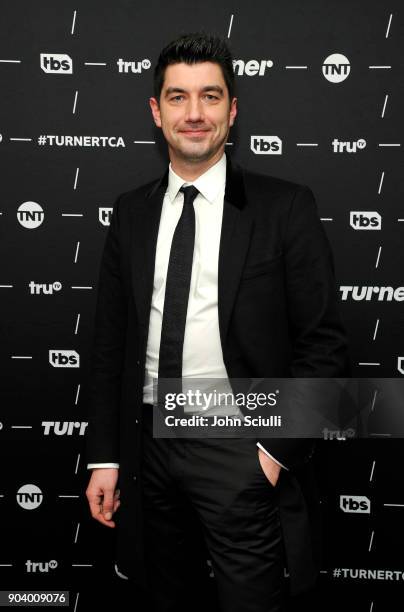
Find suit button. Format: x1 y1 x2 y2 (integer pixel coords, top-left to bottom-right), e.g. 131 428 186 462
135 418 139 424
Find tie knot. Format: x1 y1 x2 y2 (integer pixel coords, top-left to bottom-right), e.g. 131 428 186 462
180 185 199 204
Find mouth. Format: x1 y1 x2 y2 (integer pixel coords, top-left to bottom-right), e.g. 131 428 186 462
179 129 210 137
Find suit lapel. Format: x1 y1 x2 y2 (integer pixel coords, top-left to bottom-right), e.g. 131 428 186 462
130 154 254 348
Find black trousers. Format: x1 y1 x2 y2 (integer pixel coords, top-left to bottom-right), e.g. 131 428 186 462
140 404 288 612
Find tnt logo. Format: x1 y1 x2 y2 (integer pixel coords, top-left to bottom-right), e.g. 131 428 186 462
42 421 88 436
340 495 370 514
251 136 282 155
99 207 113 226
332 138 366 153
233 59 273 76
49 350 80 368
40 54 73 74
29 281 62 294
16 484 43 510
350 212 381 230
26 560 58 573
17 202 44 229
322 53 350 83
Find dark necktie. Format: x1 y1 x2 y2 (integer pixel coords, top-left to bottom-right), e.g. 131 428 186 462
157 185 199 407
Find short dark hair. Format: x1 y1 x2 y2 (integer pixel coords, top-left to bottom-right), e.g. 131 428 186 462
153 32 236 103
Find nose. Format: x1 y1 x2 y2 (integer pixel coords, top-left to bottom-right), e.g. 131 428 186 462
184 95 204 123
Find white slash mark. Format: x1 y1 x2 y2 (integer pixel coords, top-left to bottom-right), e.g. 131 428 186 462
358 362 380 366
71 286 92 289
375 246 382 268
71 10 77 35
372 319 379 340
84 62 107 66
385 13 393 38
11 356 32 359
133 140 155 144
75 454 80 475
384 503 404 507
369 433 391 437
296 143 318 147
72 564 93 567
320 218 333 222
398 218 404 222
371 389 378 412
11 425 33 429
62 213 83 217
369 65 391 69
0 59 21 63
74 313 80 335
73 593 79 612
368 530 374 552
74 167 80 190
0 284 13 287
381 94 388 118
0 564 13 566
369 601 374 612
74 241 80 263
72 90 78 114
75 384 80 405
378 171 385 194
225 142 233 146
9 138 32 141
285 66 307 69
227 14 234 38
369 459 376 482
378 143 401 147
59 495 80 498
74 522 80 543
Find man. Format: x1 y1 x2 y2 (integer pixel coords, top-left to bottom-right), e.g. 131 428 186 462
85 32 350 612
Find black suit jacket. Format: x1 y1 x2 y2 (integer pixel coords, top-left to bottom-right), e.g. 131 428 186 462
85 153 350 594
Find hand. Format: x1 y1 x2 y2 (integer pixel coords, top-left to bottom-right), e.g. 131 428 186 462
257 448 281 487
86 468 120 528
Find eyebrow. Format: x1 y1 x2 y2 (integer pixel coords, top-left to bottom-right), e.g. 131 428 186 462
164 85 224 97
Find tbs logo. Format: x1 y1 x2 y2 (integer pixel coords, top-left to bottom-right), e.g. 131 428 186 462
49 350 80 368
251 136 282 155
350 212 381 230
340 495 370 514
40 54 73 74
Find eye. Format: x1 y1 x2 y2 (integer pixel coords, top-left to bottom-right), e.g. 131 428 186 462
171 95 184 102
204 94 218 101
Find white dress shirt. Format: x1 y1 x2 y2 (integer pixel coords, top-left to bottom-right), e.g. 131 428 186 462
88 152 287 471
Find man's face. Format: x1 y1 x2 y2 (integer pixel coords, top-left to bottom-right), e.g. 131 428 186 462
149 61 237 164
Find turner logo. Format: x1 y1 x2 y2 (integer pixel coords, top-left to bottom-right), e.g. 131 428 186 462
99 207 113 226
26 560 58 573
332 138 366 153
322 53 350 83
398 357 404 375
117 58 151 73
29 281 62 294
340 495 370 514
233 59 273 76
17 202 44 229
251 136 282 155
40 54 73 74
16 484 43 509
350 212 381 230
42 421 88 436
49 350 80 368
340 286 404 301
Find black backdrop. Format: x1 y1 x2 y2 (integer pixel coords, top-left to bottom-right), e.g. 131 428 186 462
1 1 403 610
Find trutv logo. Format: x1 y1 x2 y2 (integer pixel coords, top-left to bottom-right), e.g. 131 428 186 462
340 495 370 514
350 212 381 230
40 54 73 74
49 350 79 368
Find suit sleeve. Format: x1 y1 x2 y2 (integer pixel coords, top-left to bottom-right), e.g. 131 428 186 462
85 194 127 466
256 186 351 471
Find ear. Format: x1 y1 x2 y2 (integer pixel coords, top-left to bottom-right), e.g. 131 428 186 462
149 97 162 128
229 97 237 127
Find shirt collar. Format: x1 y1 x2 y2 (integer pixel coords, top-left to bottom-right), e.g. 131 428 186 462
167 152 226 204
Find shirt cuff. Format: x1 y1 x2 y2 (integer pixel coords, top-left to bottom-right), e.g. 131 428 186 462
256 442 289 470
87 463 120 469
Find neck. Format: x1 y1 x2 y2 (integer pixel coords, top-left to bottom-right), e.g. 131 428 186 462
169 149 224 182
